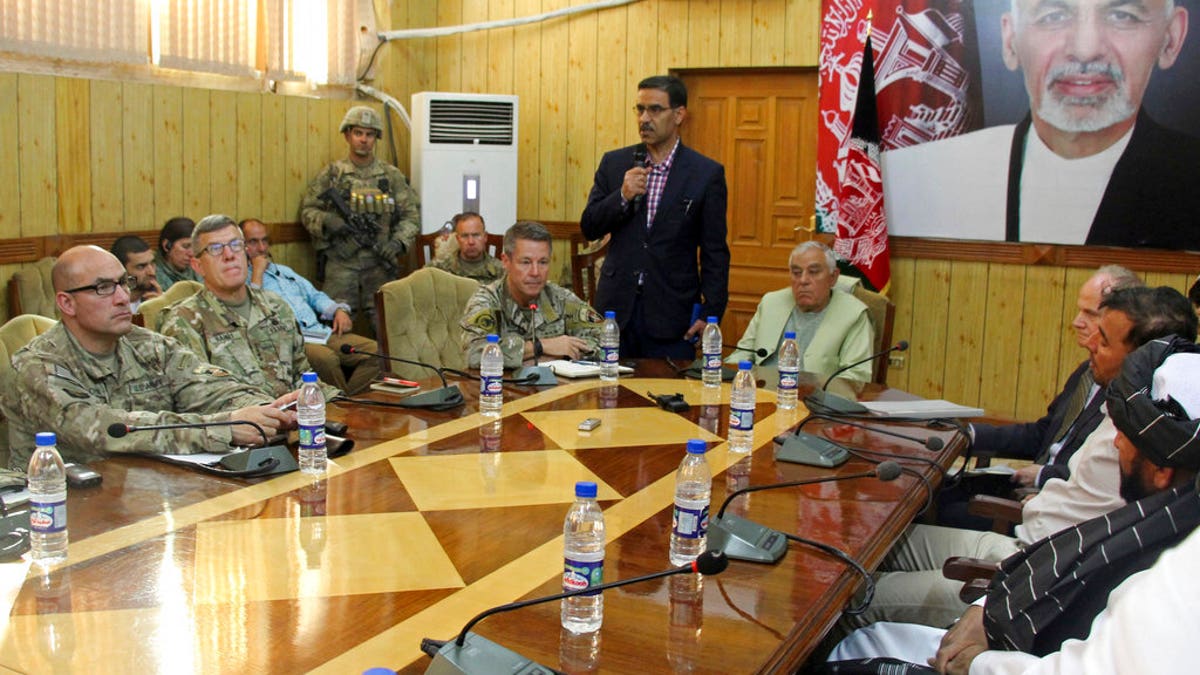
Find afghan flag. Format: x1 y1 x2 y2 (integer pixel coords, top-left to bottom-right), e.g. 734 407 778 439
834 35 890 293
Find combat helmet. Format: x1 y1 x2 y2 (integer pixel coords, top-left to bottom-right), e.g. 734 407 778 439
340 106 384 135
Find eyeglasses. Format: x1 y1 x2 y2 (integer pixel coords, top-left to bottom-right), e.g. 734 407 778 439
64 276 137 297
633 104 677 116
197 239 246 257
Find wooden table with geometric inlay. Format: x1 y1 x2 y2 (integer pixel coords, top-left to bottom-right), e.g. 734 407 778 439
0 361 963 674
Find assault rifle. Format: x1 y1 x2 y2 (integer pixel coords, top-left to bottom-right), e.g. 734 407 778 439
318 186 400 277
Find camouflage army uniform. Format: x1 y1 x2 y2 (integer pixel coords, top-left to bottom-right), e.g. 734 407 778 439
460 277 603 368
299 157 420 326
2 323 270 468
159 287 341 400
431 253 504 284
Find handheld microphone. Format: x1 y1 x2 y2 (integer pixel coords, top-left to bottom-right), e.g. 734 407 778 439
797 413 945 451
420 551 729 674
707 462 901 563
805 341 909 415
630 145 649 211
511 302 558 386
106 421 298 477
340 344 465 410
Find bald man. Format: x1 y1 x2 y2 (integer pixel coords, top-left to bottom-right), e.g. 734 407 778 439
1 246 295 468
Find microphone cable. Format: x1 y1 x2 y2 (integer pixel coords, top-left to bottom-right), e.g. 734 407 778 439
781 532 876 615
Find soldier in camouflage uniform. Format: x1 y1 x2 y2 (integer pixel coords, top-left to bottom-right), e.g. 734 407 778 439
431 211 503 283
300 106 421 330
460 221 603 368
159 216 342 401
2 246 294 468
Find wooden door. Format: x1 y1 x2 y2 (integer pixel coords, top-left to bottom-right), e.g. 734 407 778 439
678 69 819 342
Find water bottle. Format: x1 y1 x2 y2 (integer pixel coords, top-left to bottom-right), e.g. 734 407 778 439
28 432 68 565
480 333 504 417
777 330 800 410
701 316 723 388
599 311 620 381
669 439 712 566
562 481 605 633
729 360 756 453
298 371 327 474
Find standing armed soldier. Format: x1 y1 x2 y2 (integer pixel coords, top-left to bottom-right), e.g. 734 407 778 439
300 106 421 330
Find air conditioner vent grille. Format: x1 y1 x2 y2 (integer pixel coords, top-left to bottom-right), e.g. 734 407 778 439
428 100 514 145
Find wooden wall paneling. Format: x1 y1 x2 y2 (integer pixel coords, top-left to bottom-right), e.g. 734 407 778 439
941 260 989 407
283 97 309 224
182 88 213 218
786 0 819 65
486 0 516 95
461 0 489 93
593 0 627 157
55 78 92 234
513 0 543 219
752 0 787 66
328 100 354 160
905 259 951 399
152 85 185 226
565 1 598 222
0 74 18 235
1142 270 1189 291
772 89 815 251
18 74 58 238
886 257 917 391
687 1 721 68
719 0 753 67
1055 266 1093 391
624 0 657 143
208 90 238 217
260 95 286 222
977 263 1026 417
436 2 464 91
236 92 264 220
305 98 332 185
1013 267 1067 421
730 100 767 249
538 0 570 220
658 1 690 73
121 82 155 230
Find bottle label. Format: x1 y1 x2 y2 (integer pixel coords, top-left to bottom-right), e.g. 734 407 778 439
298 424 326 450
481 374 503 395
729 407 754 431
703 353 721 370
29 496 67 534
778 367 799 391
563 555 604 596
672 498 710 539
602 346 619 364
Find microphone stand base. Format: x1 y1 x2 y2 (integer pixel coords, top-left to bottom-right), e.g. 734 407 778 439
425 631 556 675
399 385 465 410
775 431 850 468
804 389 868 415
706 514 789 564
512 366 558 386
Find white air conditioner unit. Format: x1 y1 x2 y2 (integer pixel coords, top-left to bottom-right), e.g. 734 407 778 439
411 92 519 235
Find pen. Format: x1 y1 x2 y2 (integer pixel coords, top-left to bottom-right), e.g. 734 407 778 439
572 360 599 366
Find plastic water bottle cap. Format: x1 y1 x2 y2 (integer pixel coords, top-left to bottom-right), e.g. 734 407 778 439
486 334 500 343
784 331 796 339
738 360 752 370
686 439 707 454
707 316 718 323
575 481 598 498
302 371 318 383
361 669 397 675
35 432 56 446
604 310 616 319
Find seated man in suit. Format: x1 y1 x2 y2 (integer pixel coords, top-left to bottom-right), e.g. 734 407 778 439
938 266 1142 529
460 221 603 368
827 336 1200 674
846 286 1197 631
110 234 163 313
726 241 874 383
242 218 380 395
430 212 503 283
1 245 294 468
159 215 340 400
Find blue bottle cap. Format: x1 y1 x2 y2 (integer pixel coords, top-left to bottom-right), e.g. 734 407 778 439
739 360 752 370
707 316 718 323
784 331 796 339
302 371 318 383
486 334 499 343
686 439 707 454
35 432 56 446
604 310 616 319
575 481 598 498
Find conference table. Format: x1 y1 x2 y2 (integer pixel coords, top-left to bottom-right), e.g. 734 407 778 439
0 361 965 673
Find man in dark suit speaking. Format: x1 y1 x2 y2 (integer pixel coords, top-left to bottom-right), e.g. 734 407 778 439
580 75 730 359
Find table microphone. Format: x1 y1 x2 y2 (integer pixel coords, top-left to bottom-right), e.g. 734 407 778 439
420 551 729 675
108 420 271 447
707 462 902 563
340 344 465 410
511 302 558 386
796 413 945 451
673 344 762 381
107 421 298 476
804 341 909 415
